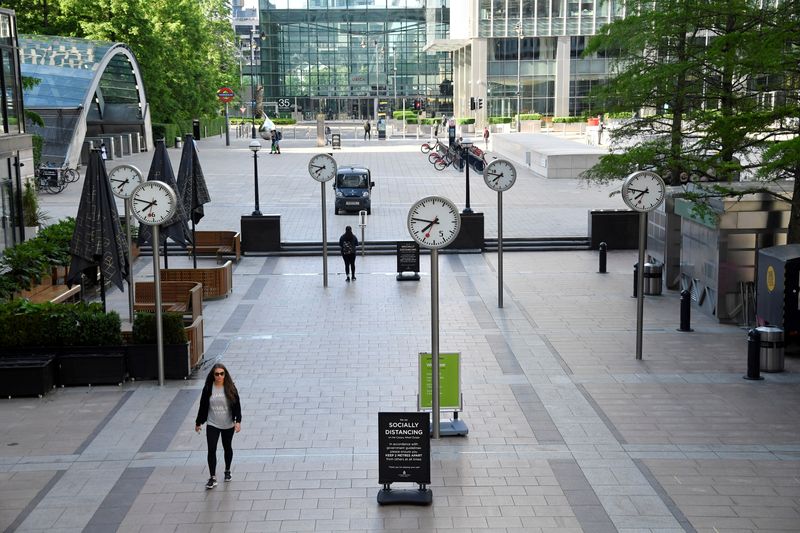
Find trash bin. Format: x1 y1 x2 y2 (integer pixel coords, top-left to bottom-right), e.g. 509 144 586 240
643 262 663 296
757 326 784 372
175 136 182 149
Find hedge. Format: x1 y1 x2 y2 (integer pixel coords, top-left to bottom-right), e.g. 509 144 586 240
0 300 122 348
456 118 475 125
605 111 634 119
393 111 417 120
488 116 513 124
518 113 542 120
552 116 586 123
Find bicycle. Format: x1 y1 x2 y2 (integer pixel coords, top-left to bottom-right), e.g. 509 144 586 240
35 167 66 193
420 139 443 154
430 148 461 171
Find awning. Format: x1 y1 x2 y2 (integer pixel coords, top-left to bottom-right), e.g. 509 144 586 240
423 39 470 53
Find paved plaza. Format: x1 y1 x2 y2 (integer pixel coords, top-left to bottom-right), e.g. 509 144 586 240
2 134 799 533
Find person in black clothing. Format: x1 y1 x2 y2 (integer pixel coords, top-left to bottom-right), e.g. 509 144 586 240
195 363 242 489
339 225 359 281
364 121 371 140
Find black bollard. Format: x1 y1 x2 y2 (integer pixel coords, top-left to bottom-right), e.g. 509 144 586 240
598 242 607 274
744 328 764 380
632 262 638 298
678 289 694 332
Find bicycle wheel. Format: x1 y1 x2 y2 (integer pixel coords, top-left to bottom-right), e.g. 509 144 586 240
420 143 431 154
434 158 446 171
428 151 442 164
46 176 66 194
65 168 79 183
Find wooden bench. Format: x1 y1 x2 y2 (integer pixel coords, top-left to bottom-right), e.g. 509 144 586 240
187 231 241 263
185 315 204 368
160 261 233 300
17 266 81 304
134 281 202 323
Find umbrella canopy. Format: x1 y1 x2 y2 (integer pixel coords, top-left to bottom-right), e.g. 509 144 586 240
137 139 191 249
66 150 129 292
176 134 211 225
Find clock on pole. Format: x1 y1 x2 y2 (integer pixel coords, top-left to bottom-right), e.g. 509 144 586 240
308 153 337 287
108 164 143 323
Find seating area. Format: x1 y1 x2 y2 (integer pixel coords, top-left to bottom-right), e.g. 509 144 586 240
187 231 241 263
161 260 233 299
134 280 202 323
17 266 81 304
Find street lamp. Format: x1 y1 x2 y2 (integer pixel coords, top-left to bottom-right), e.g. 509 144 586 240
249 140 262 216
515 20 523 133
250 26 257 139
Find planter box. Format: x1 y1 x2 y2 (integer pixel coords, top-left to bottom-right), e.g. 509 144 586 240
127 343 191 380
57 350 127 386
0 355 56 398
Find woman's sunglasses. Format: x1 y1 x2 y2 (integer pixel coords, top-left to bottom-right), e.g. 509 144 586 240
214 371 225 376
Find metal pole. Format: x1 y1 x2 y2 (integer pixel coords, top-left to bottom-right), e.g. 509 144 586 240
498 190 503 308
152 224 165 386
124 197 135 324
361 225 365 257
321 182 328 288
431 248 440 439
516 21 522 133
252 150 261 216
402 98 406 139
250 26 257 139
463 147 472 214
224 102 230 146
635 211 647 360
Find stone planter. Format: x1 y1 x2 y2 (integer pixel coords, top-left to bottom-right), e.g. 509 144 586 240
127 342 192 380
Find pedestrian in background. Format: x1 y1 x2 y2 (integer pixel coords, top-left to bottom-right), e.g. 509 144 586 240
195 363 242 490
100 142 108 161
270 130 277 154
483 126 490 149
339 225 359 282
364 121 371 140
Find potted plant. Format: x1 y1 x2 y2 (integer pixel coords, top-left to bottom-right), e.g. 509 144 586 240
22 180 48 239
127 312 191 380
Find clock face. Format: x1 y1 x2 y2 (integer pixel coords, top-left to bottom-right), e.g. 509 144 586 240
621 171 666 212
108 164 143 199
308 154 337 182
483 159 517 192
407 196 461 249
130 181 178 226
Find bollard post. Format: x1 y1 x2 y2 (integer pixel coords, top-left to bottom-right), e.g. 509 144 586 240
744 328 764 380
678 289 694 332
598 242 607 274
632 262 638 298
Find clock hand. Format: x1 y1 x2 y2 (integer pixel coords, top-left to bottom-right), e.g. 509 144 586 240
110 178 128 184
422 217 439 234
410 217 435 224
634 188 649 200
487 171 504 182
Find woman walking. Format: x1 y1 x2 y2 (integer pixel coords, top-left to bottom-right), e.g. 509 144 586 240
195 363 242 489
339 225 359 281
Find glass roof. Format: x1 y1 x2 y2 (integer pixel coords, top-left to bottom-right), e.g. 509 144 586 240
18 35 139 108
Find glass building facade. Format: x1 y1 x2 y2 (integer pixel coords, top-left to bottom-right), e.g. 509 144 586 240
257 0 453 119
445 0 624 121
0 8 30 254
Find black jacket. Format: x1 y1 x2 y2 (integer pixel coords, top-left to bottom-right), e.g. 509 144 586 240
195 383 242 425
339 233 358 255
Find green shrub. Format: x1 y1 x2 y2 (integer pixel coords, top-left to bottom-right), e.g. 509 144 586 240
132 312 188 345
488 116 513 124
0 218 75 301
0 300 121 347
273 118 296 125
152 123 178 147
456 118 475 125
405 117 420 124
519 113 542 120
552 116 585 123
605 111 634 119
393 111 417 120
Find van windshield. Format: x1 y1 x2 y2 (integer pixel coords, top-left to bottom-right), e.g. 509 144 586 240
337 174 368 188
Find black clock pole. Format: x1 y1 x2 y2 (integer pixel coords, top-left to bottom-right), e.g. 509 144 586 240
635 211 647 360
152 223 166 386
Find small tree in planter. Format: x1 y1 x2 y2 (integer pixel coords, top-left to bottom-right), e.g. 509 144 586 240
22 181 48 240
128 312 191 380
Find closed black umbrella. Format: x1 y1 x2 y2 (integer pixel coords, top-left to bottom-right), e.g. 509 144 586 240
66 150 129 311
137 139 191 268
176 134 211 268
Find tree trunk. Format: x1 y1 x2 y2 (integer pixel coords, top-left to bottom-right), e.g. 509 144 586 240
668 32 689 186
788 164 800 244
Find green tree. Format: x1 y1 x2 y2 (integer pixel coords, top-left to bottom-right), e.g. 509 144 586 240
582 0 800 242
15 0 237 122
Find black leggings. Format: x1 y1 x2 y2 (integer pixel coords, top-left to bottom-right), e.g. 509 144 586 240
206 425 234 476
343 254 356 275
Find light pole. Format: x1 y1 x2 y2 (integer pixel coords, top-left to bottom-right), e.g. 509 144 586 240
249 140 262 216
392 46 397 111
250 26 257 139
515 20 523 133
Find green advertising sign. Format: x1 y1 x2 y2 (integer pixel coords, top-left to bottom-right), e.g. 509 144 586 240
418 352 461 410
